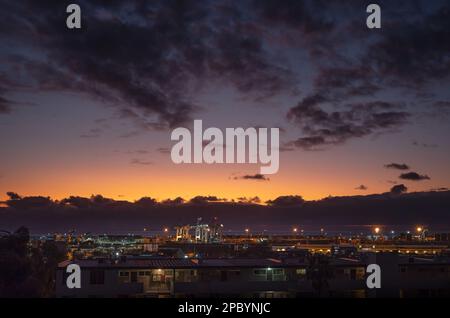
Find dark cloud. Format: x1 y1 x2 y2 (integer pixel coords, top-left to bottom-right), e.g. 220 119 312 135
412 141 438 148
433 101 450 110
189 196 227 205
430 187 448 192
234 174 270 181
307 2 450 94
390 184 408 195
384 163 410 170
161 197 185 206
126 150 150 155
314 65 380 98
118 131 141 139
365 3 450 86
282 1 449 150
266 195 304 207
355 185 367 191
0 97 12 114
134 197 157 208
236 196 261 204
3 190 450 232
253 0 334 34
80 128 102 138
399 172 430 181
6 192 21 200
157 147 171 154
287 99 409 150
278 144 296 152
60 196 94 209
0 0 448 160
5 194 55 210
130 158 153 166
286 136 326 150
0 0 296 127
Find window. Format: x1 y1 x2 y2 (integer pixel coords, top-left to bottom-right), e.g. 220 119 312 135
138 271 146 276
296 268 306 275
119 271 129 277
89 270 105 285
273 269 284 275
152 275 162 282
254 269 267 275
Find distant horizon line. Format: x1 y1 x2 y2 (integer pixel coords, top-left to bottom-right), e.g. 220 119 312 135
1 188 450 207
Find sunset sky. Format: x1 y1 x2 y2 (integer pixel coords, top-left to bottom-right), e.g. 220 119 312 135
0 0 449 203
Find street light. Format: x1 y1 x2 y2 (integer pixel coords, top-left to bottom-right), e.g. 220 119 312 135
374 227 380 234
416 226 423 233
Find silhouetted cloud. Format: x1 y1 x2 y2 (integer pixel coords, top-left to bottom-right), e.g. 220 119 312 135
236 196 261 204
287 99 409 150
6 194 54 210
0 0 448 141
3 190 450 232
0 0 296 127
126 150 150 155
6 192 21 200
234 174 270 181
430 187 448 192
355 185 368 191
281 1 449 150
365 3 450 86
278 145 296 152
130 159 153 166
399 172 430 181
390 184 408 195
189 196 227 205
252 0 336 47
161 197 185 206
433 101 450 108
0 98 11 114
134 197 157 207
314 65 380 98
266 195 304 207
157 147 171 154
412 141 438 148
80 128 102 138
384 163 410 170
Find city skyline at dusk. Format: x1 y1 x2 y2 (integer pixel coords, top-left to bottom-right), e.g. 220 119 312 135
0 0 449 204
1 1 450 302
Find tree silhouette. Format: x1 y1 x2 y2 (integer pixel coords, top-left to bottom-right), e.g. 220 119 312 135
306 254 334 297
0 227 67 297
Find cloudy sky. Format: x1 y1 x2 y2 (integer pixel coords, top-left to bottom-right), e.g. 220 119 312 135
0 0 449 203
